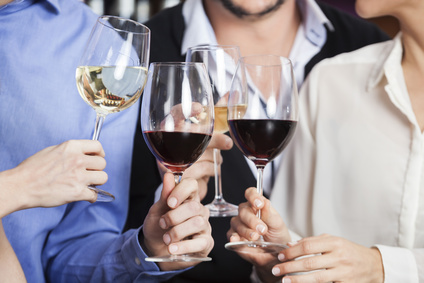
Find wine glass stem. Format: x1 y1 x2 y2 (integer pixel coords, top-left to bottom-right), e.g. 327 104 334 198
174 172 183 185
256 166 265 220
92 113 106 141
213 148 224 201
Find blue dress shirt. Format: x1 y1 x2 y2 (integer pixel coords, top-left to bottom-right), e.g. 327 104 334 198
0 0 181 282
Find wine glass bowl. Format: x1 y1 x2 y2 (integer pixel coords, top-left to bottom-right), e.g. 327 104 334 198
141 62 214 262
186 44 241 217
225 55 298 254
75 16 150 202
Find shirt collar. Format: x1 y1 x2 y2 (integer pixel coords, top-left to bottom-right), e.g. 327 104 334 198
0 0 60 13
181 0 217 56
181 0 333 56
45 0 61 13
367 33 401 91
298 0 334 47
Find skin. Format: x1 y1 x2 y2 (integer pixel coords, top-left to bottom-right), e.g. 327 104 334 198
142 173 214 271
0 140 107 283
0 0 13 5
228 188 384 283
0 140 106 218
0 140 214 278
203 0 300 58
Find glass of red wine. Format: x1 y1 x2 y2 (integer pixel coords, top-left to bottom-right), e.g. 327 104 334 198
141 62 214 262
225 55 298 254
186 44 241 217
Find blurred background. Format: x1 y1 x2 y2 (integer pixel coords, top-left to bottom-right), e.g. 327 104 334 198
82 0 399 38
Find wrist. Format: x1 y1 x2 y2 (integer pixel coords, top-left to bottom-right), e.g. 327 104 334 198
0 169 25 218
370 247 385 283
138 226 153 257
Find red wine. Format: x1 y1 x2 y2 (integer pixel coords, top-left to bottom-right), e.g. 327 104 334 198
143 131 212 172
228 119 297 167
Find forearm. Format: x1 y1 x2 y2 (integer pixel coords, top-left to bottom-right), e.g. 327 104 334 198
0 220 26 283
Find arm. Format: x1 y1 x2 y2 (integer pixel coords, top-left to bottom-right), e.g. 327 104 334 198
0 139 106 283
0 140 105 218
0 220 26 283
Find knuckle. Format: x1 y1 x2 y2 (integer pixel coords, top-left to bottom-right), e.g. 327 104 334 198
303 257 316 270
312 271 326 283
278 263 290 274
301 241 313 254
168 227 182 241
187 200 202 214
198 237 209 251
193 215 205 227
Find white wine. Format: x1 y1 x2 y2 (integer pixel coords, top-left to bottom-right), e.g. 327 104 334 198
214 104 247 134
76 66 147 115
214 106 229 134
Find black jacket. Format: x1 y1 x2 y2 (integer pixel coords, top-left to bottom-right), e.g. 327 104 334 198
125 2 390 282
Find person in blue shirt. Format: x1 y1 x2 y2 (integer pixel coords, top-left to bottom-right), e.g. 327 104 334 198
0 0 214 282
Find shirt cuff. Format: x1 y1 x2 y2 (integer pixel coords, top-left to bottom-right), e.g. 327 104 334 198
122 226 190 282
374 244 419 283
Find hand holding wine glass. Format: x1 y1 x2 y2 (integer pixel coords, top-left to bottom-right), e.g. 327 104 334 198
75 16 150 202
141 62 214 262
186 44 241 217
225 55 298 254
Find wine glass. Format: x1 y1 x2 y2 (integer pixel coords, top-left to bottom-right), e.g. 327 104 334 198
75 16 150 202
186 44 241 217
225 55 298 254
141 62 214 262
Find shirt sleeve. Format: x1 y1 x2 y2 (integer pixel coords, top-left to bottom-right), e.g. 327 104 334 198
374 245 421 283
45 222 189 282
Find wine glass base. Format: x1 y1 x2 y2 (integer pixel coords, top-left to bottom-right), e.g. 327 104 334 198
88 185 115 202
225 240 288 254
145 254 212 262
205 201 238 217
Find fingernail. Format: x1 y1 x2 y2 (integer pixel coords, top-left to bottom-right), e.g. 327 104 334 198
163 233 171 245
288 240 298 246
278 253 285 261
254 199 263 208
282 277 291 283
159 218 167 229
256 224 266 234
168 197 177 208
272 267 280 276
169 244 178 253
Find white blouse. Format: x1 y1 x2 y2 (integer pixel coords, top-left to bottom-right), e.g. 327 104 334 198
271 34 424 282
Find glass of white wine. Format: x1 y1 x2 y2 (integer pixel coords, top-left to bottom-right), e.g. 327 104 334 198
76 16 150 202
186 44 241 217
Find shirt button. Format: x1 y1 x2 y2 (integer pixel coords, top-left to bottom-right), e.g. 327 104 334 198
135 257 141 265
